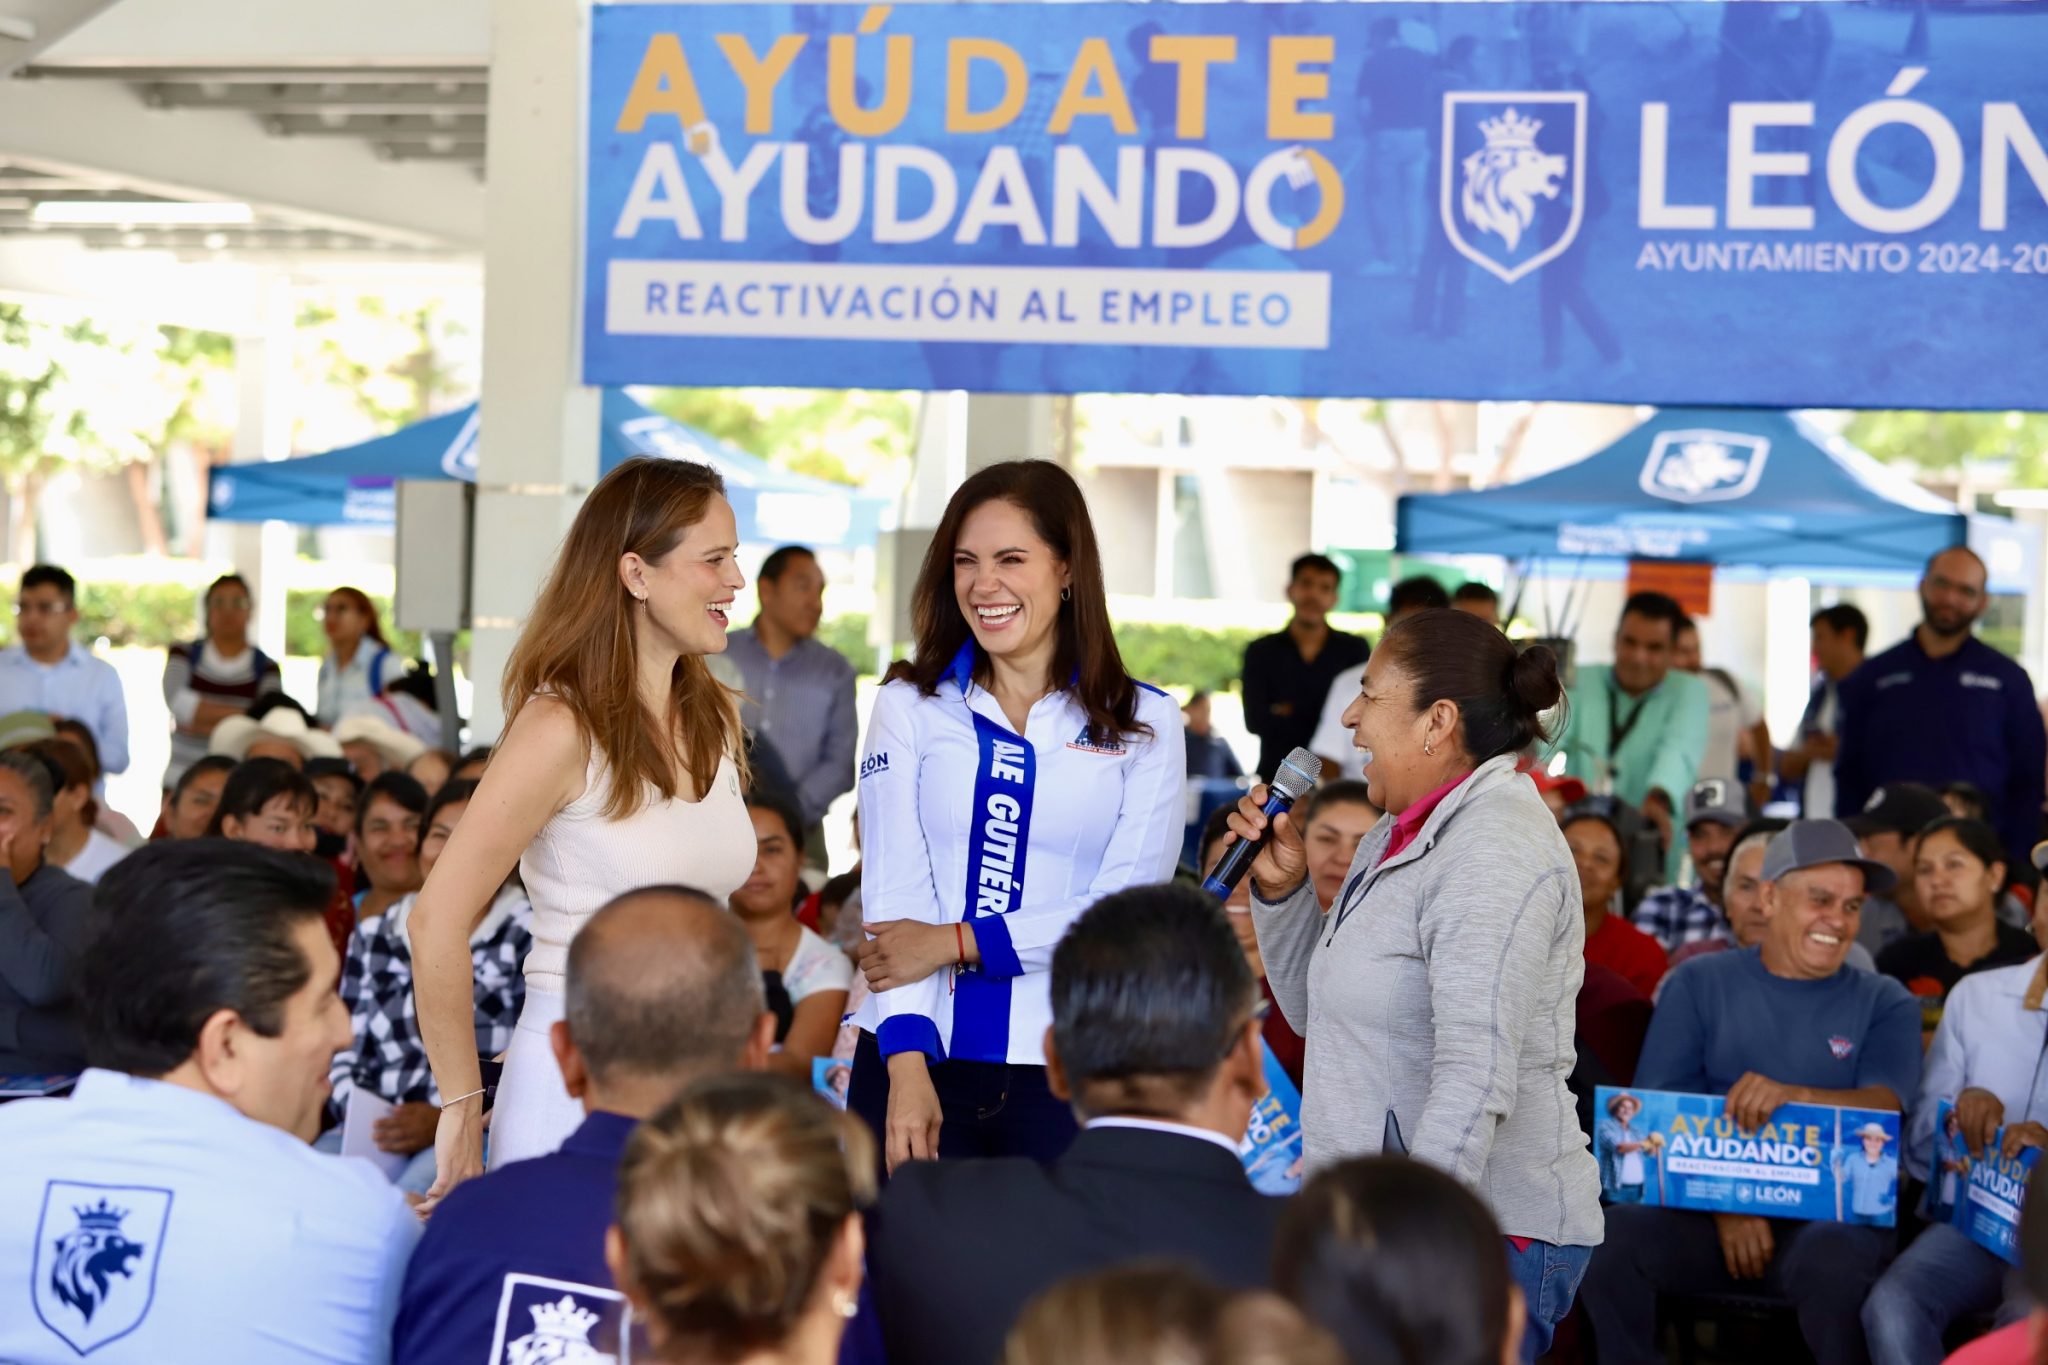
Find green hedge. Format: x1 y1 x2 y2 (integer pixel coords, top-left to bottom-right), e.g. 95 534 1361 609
1113 621 1258 696
36 590 1294 693
819 612 1257 695
2 582 456 666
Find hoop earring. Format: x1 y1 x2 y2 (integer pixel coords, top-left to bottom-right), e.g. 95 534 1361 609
1060 586 1072 603
1424 742 1434 757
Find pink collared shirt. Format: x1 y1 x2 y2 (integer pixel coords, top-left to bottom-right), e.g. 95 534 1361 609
1378 770 1471 866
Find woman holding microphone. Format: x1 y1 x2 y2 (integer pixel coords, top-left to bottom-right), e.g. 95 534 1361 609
1231 608 1601 1362
410 458 756 1205
850 459 1185 1171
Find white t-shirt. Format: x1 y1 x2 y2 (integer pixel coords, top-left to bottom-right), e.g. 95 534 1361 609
783 923 854 1004
1308 661 1369 781
1697 669 1763 786
62 829 131 885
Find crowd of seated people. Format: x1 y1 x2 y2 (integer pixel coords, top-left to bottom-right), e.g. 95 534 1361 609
12 548 2048 1365
7 753 2048 1363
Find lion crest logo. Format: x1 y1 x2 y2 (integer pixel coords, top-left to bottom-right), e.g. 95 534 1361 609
1440 92 1587 284
1638 430 1771 505
33 1183 172 1355
490 1274 628 1365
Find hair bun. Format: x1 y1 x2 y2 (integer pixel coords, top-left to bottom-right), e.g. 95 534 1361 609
1506 645 1564 720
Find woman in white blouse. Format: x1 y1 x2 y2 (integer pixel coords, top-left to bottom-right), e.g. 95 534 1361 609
850 459 1185 1172
410 458 756 1206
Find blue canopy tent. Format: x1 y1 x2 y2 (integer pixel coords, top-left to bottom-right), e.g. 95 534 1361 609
1395 407 1971 579
205 389 892 550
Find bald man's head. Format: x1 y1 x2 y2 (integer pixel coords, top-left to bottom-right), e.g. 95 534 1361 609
562 885 766 1087
1922 545 1989 640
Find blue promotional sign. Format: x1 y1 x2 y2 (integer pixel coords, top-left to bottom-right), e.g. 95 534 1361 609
812 1055 852 1111
584 2 2048 406
1931 1100 2040 1266
1595 1087 1900 1226
1240 1043 1304 1196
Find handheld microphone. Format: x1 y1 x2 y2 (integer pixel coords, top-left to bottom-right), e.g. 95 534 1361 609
1202 748 1322 900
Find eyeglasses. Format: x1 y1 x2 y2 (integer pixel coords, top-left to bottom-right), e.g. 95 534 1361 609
13 602 69 617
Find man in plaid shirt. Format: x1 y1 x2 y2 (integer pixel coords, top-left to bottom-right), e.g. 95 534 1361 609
1630 778 1750 955
324 883 531 1194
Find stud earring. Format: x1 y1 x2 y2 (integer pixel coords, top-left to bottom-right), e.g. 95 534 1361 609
833 1292 859 1319
1424 742 1434 756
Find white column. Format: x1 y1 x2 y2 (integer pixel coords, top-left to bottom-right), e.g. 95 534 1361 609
877 392 1056 654
1764 576 1815 744
468 0 603 741
213 278 296 661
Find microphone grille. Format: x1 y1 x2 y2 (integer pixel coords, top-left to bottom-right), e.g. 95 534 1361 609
1272 748 1322 802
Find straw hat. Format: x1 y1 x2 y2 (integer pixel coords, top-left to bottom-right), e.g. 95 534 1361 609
333 711 428 770
209 708 343 762
1854 1122 1892 1143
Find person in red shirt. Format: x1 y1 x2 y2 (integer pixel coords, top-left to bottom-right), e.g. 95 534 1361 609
1565 805 1667 999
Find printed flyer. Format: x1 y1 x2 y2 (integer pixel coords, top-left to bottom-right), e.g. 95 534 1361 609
1930 1100 2040 1266
1241 1043 1304 1196
1595 1087 1900 1226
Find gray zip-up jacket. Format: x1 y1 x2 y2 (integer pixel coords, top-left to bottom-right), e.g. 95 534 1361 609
1252 753 1603 1248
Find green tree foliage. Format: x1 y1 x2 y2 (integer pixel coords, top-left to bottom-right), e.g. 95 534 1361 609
641 387 914 488
1843 410 2048 484
297 292 474 433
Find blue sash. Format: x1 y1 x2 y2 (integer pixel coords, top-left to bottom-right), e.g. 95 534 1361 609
953 709 1035 1063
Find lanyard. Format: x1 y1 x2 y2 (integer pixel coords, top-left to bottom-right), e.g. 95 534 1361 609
1608 680 1651 757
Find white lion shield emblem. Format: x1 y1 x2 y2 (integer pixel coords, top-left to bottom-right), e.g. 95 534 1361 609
32 1182 173 1356
1440 91 1587 284
490 1273 627 1364
1639 430 1772 505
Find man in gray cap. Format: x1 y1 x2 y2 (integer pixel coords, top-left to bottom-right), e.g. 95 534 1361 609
1581 819 1923 1365
1633 777 1752 954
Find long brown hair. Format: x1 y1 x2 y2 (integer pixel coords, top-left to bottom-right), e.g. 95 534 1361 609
503 458 745 818
325 586 388 647
901 460 1145 743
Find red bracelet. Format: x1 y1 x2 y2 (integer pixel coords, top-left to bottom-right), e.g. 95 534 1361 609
954 921 966 967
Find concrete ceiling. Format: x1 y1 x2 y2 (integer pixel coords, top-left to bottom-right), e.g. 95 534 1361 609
0 0 489 279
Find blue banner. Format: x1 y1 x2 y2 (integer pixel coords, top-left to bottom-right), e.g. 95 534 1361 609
584 2 2048 407
1931 1100 2039 1266
1595 1087 1900 1226
1240 1043 1304 1196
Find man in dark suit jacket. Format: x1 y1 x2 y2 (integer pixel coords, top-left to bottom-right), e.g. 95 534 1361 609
866 882 1280 1365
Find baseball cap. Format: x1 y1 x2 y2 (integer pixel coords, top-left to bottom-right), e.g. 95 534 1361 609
0 710 55 751
1846 783 1949 841
1684 778 1750 830
1533 771 1588 804
1760 819 1899 895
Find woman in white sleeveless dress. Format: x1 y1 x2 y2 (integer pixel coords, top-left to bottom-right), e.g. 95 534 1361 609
410 458 756 1206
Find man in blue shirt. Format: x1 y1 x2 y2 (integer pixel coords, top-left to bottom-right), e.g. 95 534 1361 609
724 545 859 866
392 885 775 1365
1579 819 1922 1365
0 840 418 1363
1835 547 2047 867
1834 1122 1900 1225
0 565 129 778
